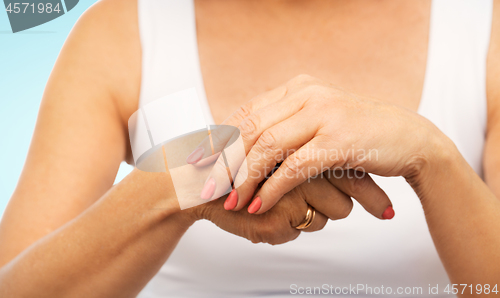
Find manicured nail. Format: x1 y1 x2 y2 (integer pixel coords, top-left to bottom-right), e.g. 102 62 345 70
201 177 216 200
248 197 262 214
382 206 395 220
224 189 238 210
186 147 204 164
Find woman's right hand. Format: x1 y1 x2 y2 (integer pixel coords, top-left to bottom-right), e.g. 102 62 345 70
187 172 388 245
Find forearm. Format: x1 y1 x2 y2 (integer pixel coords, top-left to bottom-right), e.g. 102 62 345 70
411 136 500 285
0 169 194 298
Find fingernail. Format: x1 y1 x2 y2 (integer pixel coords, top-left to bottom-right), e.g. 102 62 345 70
382 206 395 220
201 177 216 200
248 197 262 214
224 189 238 210
186 147 204 164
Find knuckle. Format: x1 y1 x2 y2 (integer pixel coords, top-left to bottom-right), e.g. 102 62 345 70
347 174 370 195
249 231 262 244
268 226 294 245
285 190 310 227
247 221 264 244
259 219 281 243
289 186 306 203
282 154 307 178
235 105 253 122
256 130 278 154
290 74 315 84
239 115 259 141
338 199 353 219
289 187 309 211
252 206 293 245
302 83 325 95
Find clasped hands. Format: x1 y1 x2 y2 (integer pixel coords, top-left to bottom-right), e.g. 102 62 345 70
187 74 447 245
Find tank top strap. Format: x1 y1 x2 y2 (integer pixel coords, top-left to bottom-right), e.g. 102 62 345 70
137 0 214 124
419 0 492 176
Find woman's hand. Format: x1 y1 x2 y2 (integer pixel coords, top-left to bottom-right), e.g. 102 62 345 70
189 74 452 215
188 176 346 245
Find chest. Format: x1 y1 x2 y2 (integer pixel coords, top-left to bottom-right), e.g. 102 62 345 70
194 0 431 124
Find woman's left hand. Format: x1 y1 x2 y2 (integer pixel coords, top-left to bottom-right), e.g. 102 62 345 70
189 74 452 214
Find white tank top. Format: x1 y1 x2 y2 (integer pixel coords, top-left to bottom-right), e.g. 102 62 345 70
136 1 492 297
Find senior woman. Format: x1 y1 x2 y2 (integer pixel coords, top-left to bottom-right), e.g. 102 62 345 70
1 0 500 297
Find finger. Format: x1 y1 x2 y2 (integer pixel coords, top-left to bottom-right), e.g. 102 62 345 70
232 113 319 210
186 125 235 166
226 74 320 154
192 152 220 167
288 194 329 233
201 126 250 201
248 136 335 214
236 90 308 153
186 86 287 164
292 176 353 221
263 187 327 235
299 208 328 233
224 85 289 126
200 151 233 201
197 93 310 201
202 190 302 245
187 74 320 165
189 88 303 175
325 170 394 220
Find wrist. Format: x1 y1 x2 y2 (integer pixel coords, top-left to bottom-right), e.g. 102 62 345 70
123 169 198 227
404 126 463 200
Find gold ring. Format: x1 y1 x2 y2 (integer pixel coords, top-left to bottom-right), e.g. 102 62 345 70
295 204 316 230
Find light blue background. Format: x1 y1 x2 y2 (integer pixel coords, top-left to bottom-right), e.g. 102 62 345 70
0 0 133 217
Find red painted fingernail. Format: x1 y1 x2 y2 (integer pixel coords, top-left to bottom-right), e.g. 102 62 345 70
224 190 238 210
186 147 204 164
382 206 395 220
201 177 216 200
248 197 262 214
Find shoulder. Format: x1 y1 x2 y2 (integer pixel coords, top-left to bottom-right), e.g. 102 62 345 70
61 0 141 122
76 0 139 39
68 0 140 60
47 0 141 163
